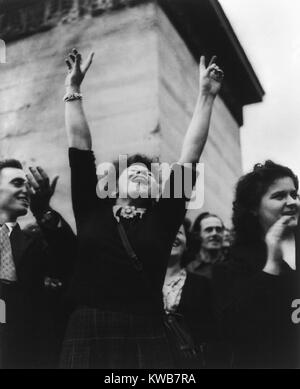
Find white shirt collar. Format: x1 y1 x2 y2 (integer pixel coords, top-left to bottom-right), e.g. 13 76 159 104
5 222 17 236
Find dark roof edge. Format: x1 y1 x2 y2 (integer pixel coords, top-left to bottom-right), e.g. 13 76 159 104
158 0 264 125
209 0 265 99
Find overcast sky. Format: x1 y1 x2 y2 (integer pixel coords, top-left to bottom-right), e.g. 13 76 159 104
219 0 300 177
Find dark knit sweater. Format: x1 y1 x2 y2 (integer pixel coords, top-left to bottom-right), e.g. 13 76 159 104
66 148 196 314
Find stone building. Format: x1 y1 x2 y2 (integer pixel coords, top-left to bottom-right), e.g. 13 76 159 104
0 0 264 228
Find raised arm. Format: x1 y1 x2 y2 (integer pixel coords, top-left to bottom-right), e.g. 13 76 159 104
178 56 223 165
26 166 77 280
64 48 94 150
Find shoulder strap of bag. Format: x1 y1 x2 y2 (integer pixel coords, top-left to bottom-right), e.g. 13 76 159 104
117 220 201 363
116 220 159 302
117 221 143 272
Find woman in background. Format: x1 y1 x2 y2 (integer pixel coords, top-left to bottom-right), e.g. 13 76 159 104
213 161 300 368
163 219 218 368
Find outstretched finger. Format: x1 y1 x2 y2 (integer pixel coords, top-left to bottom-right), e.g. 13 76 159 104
29 166 49 190
75 53 82 72
65 59 72 71
50 176 59 194
26 182 35 196
26 173 39 190
199 55 206 70
208 55 217 67
82 52 94 74
68 53 76 63
36 167 50 184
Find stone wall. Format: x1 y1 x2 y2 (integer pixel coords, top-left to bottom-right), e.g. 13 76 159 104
0 1 242 228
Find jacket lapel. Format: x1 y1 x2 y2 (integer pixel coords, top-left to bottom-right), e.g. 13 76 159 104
9 224 33 270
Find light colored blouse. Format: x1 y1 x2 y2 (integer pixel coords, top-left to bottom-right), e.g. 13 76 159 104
163 268 187 314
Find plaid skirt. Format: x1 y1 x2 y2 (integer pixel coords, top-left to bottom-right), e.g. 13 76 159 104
60 307 174 369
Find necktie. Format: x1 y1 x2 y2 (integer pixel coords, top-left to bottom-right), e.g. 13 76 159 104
0 224 17 281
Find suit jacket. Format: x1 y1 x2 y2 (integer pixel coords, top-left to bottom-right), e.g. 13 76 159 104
0 213 76 369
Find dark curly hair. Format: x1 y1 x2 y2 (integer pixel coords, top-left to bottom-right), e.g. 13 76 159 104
232 160 298 246
177 218 193 267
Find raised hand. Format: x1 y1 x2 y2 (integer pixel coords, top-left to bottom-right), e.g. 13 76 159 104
199 56 224 97
263 215 293 275
26 167 59 217
65 48 94 90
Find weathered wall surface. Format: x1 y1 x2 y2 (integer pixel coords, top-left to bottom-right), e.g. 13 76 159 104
157 7 242 225
0 3 160 228
0 2 242 228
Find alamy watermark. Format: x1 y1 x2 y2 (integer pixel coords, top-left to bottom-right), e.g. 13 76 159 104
0 39 6 63
96 156 205 210
0 298 6 324
291 299 300 324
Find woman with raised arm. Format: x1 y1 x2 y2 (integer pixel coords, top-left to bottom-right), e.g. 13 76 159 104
213 161 300 368
60 48 223 368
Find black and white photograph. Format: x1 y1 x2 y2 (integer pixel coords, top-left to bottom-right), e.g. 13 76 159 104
0 0 299 372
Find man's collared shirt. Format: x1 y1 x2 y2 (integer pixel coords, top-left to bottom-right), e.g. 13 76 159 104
4 222 17 237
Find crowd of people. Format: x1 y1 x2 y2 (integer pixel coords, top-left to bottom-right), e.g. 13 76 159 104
0 48 299 369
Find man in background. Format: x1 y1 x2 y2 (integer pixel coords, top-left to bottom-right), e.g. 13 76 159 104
187 212 225 279
0 160 75 368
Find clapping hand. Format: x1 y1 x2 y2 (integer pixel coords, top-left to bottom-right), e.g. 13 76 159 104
264 215 293 274
26 167 59 217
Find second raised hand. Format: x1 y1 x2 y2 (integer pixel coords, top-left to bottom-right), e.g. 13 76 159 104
199 55 224 97
65 48 94 89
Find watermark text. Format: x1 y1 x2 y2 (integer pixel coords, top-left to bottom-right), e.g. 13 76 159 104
291 299 300 324
96 156 204 210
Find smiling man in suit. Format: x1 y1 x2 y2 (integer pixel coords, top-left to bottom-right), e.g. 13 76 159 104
0 159 75 368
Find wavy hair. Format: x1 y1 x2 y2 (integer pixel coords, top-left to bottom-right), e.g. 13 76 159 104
232 160 298 247
179 218 194 267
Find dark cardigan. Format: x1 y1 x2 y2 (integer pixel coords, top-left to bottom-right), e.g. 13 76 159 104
176 273 217 345
66 148 196 315
212 235 300 369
